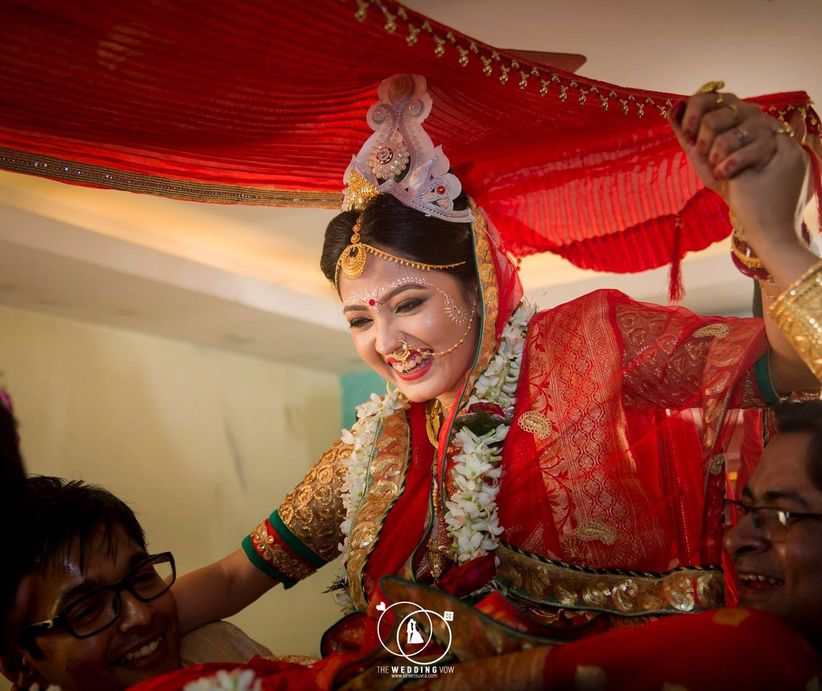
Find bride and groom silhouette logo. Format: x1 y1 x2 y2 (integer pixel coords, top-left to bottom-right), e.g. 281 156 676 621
405 617 425 645
375 600 455 665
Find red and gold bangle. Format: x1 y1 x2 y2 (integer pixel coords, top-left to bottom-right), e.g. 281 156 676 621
728 213 812 282
730 216 771 280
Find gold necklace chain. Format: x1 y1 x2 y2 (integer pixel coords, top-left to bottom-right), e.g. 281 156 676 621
426 397 448 578
428 476 449 579
425 399 442 449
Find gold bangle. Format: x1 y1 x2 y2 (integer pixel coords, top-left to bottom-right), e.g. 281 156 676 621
730 211 748 243
758 278 779 301
771 261 822 318
769 260 822 381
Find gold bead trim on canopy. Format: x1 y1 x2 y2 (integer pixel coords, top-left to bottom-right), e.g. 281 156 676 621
346 0 818 125
0 148 342 207
351 0 670 117
765 105 819 131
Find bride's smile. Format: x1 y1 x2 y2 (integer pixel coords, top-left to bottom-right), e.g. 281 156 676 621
339 255 478 411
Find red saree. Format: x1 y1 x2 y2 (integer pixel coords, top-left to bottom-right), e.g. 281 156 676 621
379 580 821 691
242 210 775 643
496 290 772 622
131 583 820 690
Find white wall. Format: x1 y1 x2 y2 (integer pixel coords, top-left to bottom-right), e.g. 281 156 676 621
0 304 345 662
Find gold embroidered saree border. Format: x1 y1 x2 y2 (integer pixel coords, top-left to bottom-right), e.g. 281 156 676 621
345 408 412 610
496 543 724 617
459 205 500 408
0 147 341 207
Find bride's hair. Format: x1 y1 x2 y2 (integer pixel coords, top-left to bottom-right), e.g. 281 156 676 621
320 192 476 289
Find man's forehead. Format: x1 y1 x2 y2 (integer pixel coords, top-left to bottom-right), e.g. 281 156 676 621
746 432 818 500
57 523 142 570
33 529 147 611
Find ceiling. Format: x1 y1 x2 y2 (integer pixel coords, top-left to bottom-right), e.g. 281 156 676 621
1 0 819 373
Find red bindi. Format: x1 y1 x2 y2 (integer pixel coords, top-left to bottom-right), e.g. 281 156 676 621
368 298 376 306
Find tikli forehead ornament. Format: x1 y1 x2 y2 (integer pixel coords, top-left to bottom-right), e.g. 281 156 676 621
335 75 473 287
342 276 472 326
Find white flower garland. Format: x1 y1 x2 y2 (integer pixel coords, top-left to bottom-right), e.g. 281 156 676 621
335 388 407 609
338 389 408 562
444 301 534 563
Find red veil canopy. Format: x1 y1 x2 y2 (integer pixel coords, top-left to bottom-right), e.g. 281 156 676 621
0 0 817 273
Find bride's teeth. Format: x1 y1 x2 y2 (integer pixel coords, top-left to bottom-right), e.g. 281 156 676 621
124 637 161 661
389 351 432 374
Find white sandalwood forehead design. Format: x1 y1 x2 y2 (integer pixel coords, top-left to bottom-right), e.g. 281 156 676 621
343 276 472 327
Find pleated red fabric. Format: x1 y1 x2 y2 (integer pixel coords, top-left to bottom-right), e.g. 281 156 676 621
0 0 817 271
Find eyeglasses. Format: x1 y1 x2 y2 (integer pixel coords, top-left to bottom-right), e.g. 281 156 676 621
723 499 822 541
19 552 176 645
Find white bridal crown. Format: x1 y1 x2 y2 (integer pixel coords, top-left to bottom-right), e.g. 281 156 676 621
335 75 473 284
341 74 473 224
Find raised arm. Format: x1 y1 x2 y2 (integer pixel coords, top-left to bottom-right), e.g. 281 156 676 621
173 548 275 633
172 437 352 633
670 88 821 391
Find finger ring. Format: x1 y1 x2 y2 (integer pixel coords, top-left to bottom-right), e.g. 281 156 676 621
734 127 749 144
726 103 739 124
698 80 725 94
715 92 725 108
773 122 796 138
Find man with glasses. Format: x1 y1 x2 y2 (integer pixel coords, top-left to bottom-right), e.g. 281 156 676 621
724 399 822 654
2 476 269 691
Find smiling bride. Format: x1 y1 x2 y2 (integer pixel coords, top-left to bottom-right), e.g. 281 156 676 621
170 74 821 672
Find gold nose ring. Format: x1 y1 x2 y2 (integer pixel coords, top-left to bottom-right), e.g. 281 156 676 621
392 339 411 362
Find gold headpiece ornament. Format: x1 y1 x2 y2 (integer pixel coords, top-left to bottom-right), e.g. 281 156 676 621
335 75 473 286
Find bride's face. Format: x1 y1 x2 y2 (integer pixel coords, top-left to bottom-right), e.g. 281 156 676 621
338 255 478 410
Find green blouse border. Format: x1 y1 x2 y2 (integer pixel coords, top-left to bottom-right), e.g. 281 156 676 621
241 509 328 588
241 534 293 587
269 510 328 569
